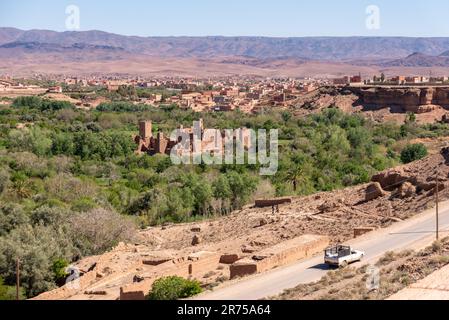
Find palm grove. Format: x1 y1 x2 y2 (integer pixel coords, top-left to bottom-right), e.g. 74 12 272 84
0 95 440 298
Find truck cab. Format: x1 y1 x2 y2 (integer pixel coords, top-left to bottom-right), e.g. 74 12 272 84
324 245 365 268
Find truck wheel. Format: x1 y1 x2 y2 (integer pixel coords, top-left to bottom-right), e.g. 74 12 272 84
340 261 348 268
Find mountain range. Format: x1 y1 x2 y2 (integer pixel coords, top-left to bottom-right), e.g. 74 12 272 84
2 27 449 77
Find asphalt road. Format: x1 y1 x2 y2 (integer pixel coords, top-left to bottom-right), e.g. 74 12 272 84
195 203 449 300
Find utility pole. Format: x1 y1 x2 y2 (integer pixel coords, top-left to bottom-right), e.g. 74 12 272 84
16 258 20 301
436 169 440 241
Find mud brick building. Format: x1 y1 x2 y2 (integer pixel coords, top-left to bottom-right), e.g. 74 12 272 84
134 119 253 157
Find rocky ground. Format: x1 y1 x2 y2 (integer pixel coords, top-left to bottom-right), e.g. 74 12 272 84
140 148 449 254
275 238 449 300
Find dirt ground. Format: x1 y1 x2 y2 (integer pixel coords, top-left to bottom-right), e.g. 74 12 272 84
275 238 449 300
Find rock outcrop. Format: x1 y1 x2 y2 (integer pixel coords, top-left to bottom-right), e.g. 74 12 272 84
348 86 449 110
372 169 410 191
365 182 386 201
398 182 416 198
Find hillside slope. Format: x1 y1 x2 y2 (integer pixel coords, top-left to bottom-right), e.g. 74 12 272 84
33 148 449 300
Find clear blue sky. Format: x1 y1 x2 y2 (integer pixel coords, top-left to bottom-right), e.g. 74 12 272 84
1 0 448 37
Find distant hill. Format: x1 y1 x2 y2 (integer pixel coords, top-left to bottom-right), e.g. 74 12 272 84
3 28 449 77
3 28 449 60
0 40 130 62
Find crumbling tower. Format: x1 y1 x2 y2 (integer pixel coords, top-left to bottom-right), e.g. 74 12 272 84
156 132 169 154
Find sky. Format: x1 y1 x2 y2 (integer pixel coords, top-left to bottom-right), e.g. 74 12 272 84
1 0 449 37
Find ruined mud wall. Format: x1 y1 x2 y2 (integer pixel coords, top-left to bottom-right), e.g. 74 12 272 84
31 270 99 300
230 235 329 279
120 252 221 300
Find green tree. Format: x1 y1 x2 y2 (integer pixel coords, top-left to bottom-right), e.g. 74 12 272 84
0 224 75 297
406 112 417 124
0 204 30 236
287 163 301 192
225 171 258 209
281 111 292 123
400 144 428 164
0 169 10 194
213 175 232 214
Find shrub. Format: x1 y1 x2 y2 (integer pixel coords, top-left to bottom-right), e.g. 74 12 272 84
400 144 428 164
30 205 68 226
45 173 98 203
12 97 73 111
52 259 69 283
68 208 137 256
70 197 97 212
0 276 25 300
7 128 52 156
12 96 43 109
432 240 442 253
147 276 202 300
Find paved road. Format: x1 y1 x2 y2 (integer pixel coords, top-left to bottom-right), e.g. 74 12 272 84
195 204 449 300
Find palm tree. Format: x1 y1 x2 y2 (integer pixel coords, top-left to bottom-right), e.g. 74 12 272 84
287 163 304 192
11 180 32 199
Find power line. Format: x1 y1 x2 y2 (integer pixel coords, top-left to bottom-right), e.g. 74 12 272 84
16 258 20 301
436 169 440 241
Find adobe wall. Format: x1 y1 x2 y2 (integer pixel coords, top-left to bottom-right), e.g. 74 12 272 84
189 252 221 277
119 252 220 300
220 254 240 264
230 234 329 279
139 121 152 140
229 259 258 279
120 279 155 301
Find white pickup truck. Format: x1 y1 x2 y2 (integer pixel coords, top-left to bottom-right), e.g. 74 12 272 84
324 245 365 268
